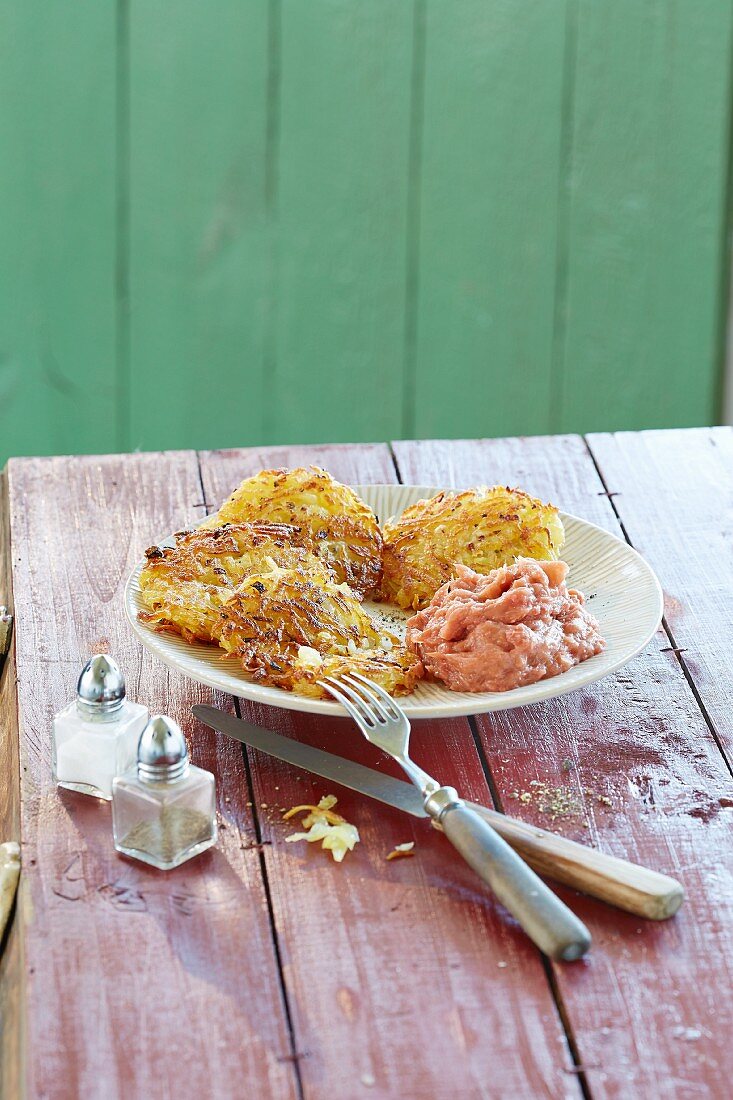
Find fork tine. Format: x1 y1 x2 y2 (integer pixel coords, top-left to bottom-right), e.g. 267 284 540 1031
342 675 391 723
319 677 376 729
319 680 368 728
348 671 403 720
323 676 382 727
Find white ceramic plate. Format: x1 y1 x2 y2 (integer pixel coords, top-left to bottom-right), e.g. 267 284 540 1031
124 484 663 720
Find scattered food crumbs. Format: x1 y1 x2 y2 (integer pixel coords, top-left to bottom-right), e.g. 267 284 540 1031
283 795 359 863
386 842 415 861
510 782 583 820
597 795 612 807
361 1073 375 1088
497 961 508 969
261 803 268 809
246 802 252 807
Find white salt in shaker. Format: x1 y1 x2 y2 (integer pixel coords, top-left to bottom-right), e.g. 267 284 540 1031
112 715 217 870
52 654 148 800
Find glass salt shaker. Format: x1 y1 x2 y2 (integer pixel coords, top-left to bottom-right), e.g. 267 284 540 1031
112 715 217 870
52 654 148 800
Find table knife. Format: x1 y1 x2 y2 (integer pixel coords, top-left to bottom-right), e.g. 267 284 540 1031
192 704 684 920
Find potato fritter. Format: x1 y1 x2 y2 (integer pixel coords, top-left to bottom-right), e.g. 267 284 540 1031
381 486 565 611
138 523 328 645
217 566 423 699
201 466 382 598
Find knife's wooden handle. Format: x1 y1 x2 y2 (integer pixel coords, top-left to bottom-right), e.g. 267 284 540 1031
462 801 683 920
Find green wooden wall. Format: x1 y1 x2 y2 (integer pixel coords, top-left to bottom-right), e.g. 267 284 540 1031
2 0 732 461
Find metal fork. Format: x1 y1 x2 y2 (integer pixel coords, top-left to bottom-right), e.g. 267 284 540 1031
320 672 591 961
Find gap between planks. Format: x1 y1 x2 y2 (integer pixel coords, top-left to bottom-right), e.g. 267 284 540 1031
388 440 593 1099
581 435 733 783
193 450 305 1099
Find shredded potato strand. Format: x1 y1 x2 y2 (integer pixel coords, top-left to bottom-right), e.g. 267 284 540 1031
283 795 360 863
281 803 346 826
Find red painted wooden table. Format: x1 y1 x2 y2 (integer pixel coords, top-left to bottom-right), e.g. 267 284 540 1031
2 428 732 1099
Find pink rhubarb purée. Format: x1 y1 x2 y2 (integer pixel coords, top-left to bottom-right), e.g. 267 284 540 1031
406 558 605 693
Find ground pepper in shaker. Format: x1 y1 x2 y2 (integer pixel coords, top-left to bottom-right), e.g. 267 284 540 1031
112 715 217 870
52 654 148 800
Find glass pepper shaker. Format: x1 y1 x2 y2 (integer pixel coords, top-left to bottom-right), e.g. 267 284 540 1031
52 654 148 800
112 715 217 870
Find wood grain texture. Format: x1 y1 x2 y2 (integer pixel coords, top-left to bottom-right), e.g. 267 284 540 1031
7 453 297 1099
128 1 271 452
0 468 24 1100
412 0 566 439
557 0 733 432
0 2 119 461
393 435 733 1096
199 442 578 1100
588 427 733 763
0 469 19 882
270 1 412 444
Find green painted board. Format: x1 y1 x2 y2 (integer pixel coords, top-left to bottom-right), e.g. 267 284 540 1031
127 1 271 453
0 0 731 465
557 0 733 432
270 0 414 445
411 0 568 440
0 2 118 459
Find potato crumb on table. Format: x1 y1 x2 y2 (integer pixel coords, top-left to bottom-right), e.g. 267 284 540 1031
386 842 415 861
282 795 359 863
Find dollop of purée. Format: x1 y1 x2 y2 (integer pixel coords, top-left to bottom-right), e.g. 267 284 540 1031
406 559 604 693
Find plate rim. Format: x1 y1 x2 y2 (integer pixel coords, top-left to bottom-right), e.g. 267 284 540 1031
124 485 664 719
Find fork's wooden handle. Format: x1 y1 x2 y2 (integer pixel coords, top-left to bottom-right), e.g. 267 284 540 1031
432 792 591 961
464 801 684 920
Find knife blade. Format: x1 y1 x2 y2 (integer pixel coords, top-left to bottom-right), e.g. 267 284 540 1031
193 704 428 818
192 703 684 921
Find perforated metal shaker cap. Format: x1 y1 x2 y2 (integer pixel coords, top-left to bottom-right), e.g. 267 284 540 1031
76 654 125 717
137 715 190 783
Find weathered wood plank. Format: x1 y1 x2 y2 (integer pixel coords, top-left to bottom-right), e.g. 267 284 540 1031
198 442 578 1099
0 468 24 1100
270 2 411 444
0 3 119 463
588 427 733 765
0 469 19 886
128 2 270 452
557 1 732 432
413 0 567 439
8 453 296 1099
393 435 733 1096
